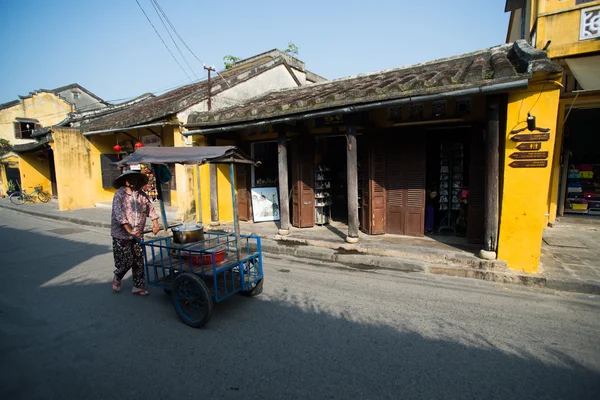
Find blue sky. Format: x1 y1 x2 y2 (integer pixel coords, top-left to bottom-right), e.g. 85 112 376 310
0 0 511 104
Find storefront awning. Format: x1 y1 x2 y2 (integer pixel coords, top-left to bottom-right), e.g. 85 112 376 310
566 56 600 91
115 146 256 166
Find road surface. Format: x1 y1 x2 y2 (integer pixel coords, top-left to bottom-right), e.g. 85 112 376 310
0 209 599 399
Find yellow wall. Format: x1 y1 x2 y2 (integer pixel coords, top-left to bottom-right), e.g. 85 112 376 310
52 128 95 211
535 0 600 58
18 151 52 195
88 135 117 204
498 80 562 273
0 92 73 145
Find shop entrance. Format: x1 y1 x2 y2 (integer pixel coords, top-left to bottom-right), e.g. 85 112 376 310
560 108 600 217
314 136 350 224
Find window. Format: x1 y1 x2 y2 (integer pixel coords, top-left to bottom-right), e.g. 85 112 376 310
100 154 122 189
576 0 595 5
13 121 40 139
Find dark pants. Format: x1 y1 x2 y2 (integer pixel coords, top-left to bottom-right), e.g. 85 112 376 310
425 204 435 232
113 238 145 288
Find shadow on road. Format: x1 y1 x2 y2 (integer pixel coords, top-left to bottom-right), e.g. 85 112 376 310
0 223 598 399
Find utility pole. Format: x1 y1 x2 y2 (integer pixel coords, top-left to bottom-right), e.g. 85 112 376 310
204 65 216 111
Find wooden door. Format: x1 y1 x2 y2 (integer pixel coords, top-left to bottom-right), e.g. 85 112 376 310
292 137 314 228
236 165 251 221
362 138 386 234
385 136 426 236
467 129 485 243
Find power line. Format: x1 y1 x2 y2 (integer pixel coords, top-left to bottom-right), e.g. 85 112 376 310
149 0 199 80
150 0 205 67
134 0 193 82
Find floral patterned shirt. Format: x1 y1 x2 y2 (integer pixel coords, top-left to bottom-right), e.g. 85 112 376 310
111 187 159 239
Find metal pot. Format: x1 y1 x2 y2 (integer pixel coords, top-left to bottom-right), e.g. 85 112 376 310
171 224 204 244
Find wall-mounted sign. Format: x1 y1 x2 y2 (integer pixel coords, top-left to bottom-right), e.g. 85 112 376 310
516 142 542 151
142 135 162 147
509 160 548 168
509 151 549 160
510 133 550 142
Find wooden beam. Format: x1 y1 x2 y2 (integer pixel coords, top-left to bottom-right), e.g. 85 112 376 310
145 127 163 140
481 101 500 258
277 129 290 235
207 136 219 225
346 125 359 243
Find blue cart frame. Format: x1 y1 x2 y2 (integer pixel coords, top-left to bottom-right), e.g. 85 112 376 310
116 146 264 328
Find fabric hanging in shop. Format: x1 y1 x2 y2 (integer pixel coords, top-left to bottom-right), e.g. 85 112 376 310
152 164 173 184
566 56 600 91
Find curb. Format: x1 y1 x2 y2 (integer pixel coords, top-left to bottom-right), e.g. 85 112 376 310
0 202 112 229
3 203 599 295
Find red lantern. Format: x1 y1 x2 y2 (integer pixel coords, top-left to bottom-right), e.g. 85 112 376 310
135 142 144 148
113 144 122 153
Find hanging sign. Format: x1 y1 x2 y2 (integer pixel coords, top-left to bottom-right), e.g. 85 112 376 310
516 142 542 151
509 151 549 160
510 133 550 142
509 160 548 168
141 135 162 147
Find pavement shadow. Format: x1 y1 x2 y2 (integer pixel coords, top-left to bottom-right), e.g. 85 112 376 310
2 273 598 399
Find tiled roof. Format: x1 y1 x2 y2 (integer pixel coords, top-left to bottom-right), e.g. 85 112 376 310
80 56 300 133
0 83 106 111
187 40 561 128
12 136 52 153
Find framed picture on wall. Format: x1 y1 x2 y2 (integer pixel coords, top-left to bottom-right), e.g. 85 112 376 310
251 187 280 222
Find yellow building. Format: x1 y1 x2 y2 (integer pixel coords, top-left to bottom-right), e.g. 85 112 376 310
506 0 600 225
64 50 324 225
1 84 107 198
184 40 563 274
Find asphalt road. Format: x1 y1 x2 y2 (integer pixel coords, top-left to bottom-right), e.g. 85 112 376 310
1 209 599 400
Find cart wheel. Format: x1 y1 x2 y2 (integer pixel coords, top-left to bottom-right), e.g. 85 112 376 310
239 278 264 297
171 273 213 328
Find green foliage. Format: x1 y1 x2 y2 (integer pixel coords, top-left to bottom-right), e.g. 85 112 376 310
0 138 11 156
7 180 19 191
284 42 299 56
223 55 241 70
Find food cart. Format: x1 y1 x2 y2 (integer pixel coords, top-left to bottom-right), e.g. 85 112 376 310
116 146 263 328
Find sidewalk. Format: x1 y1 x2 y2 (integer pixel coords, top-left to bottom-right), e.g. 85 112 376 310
1 199 598 294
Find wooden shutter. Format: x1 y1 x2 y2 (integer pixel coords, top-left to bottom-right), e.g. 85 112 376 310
467 129 485 243
14 122 22 139
362 137 386 234
100 154 121 188
403 140 426 237
291 137 314 228
385 135 426 236
236 165 250 221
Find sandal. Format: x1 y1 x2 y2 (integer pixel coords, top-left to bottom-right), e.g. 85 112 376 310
132 287 150 296
112 277 121 292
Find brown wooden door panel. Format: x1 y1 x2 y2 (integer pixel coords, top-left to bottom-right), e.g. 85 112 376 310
291 138 314 228
385 136 425 237
371 141 386 234
236 165 250 221
386 156 405 235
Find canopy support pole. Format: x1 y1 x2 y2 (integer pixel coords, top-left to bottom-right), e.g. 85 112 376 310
229 163 241 262
153 166 168 232
195 165 202 225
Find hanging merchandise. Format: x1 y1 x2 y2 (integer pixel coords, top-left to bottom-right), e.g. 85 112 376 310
315 164 332 225
142 165 158 202
438 142 464 232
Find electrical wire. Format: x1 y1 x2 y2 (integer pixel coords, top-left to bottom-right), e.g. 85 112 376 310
150 0 205 66
134 0 193 82
149 0 199 80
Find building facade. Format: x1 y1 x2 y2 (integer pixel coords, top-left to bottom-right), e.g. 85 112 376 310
506 0 600 223
185 41 562 274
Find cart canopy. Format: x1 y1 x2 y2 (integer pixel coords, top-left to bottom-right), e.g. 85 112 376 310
115 146 256 166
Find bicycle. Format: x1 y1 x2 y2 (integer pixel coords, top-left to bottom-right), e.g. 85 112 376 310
9 186 51 205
